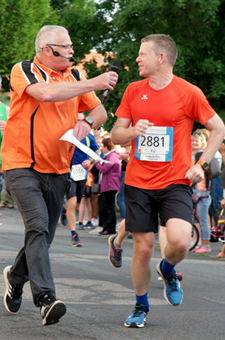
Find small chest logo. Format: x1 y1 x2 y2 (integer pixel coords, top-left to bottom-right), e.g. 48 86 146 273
141 94 148 100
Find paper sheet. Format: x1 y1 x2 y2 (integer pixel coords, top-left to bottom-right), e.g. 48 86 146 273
60 129 110 163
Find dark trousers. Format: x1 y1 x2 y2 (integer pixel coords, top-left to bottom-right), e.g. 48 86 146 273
101 190 117 234
5 168 68 306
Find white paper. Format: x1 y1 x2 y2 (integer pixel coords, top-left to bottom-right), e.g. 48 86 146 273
60 129 110 163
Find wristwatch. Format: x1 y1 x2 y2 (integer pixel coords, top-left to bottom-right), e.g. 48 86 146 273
83 116 94 128
197 159 210 171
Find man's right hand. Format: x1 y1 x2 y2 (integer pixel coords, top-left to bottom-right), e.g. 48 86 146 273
90 72 118 92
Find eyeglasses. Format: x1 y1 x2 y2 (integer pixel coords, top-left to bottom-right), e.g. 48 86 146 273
46 44 73 50
192 132 203 137
94 127 101 131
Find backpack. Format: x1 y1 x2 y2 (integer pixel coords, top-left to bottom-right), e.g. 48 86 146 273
209 157 221 179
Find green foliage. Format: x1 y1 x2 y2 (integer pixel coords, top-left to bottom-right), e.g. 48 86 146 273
0 0 58 90
59 0 110 63
1 0 225 132
88 0 225 130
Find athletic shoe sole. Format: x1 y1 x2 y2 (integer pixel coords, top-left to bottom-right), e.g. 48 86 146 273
124 320 146 328
124 313 147 328
3 266 16 314
42 300 66 326
71 242 83 247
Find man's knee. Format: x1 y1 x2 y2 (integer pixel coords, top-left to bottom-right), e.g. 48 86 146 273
133 235 154 264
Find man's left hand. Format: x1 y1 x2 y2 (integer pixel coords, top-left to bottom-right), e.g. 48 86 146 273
185 163 204 183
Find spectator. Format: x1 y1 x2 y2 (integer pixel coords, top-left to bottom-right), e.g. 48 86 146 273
77 163 94 229
90 136 103 227
217 142 225 257
95 136 121 235
0 75 10 216
62 113 100 246
196 128 223 227
192 151 212 253
191 132 207 163
118 145 130 222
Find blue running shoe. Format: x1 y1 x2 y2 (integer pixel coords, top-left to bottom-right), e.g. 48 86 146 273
60 206 68 226
156 260 183 306
84 221 94 229
71 234 83 247
124 303 149 328
76 223 84 230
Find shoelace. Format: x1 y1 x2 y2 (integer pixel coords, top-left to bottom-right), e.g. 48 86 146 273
40 294 55 307
114 247 123 260
132 304 148 316
165 273 179 292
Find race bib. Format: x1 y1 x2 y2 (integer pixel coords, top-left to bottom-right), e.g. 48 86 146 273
70 164 87 181
135 126 173 162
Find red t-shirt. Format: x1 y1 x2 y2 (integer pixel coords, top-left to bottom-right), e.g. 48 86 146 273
2 57 101 174
115 75 216 190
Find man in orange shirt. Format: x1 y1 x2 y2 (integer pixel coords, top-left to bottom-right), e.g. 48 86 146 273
1 25 118 326
111 34 224 328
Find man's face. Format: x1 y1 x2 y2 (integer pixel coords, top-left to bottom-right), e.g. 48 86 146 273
93 127 101 137
136 42 160 78
46 31 74 70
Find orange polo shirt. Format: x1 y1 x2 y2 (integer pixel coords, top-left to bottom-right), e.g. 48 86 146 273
2 57 101 174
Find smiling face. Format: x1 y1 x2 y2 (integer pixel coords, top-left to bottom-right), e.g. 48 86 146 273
136 41 160 78
191 136 202 152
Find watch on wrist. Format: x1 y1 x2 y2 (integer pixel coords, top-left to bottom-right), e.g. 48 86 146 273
197 159 210 171
83 116 94 128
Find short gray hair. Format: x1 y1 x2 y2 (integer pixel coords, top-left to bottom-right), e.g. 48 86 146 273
35 25 68 53
141 34 178 67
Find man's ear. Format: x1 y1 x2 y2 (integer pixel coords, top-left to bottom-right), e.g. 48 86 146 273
159 53 166 65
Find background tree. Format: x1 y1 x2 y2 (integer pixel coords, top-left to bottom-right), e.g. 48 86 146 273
1 0 225 132
0 0 57 90
83 0 225 130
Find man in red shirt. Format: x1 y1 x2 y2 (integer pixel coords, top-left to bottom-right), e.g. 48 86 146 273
111 34 224 328
1 25 118 326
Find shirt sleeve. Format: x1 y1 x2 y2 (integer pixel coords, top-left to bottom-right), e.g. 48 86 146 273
10 61 44 99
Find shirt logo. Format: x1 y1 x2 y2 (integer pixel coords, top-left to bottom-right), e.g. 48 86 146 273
141 94 148 100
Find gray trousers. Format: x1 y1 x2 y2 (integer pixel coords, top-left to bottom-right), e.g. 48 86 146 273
5 168 68 306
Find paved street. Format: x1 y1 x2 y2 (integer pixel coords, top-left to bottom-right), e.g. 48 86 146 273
0 206 225 340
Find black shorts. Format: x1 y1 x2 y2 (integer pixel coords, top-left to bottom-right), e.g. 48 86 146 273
124 184 193 233
67 179 86 203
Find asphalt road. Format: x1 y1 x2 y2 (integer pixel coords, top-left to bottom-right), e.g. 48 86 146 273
0 206 224 340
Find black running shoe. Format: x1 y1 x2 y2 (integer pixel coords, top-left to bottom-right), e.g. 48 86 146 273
108 235 123 268
61 205 68 226
3 266 23 314
39 294 66 326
